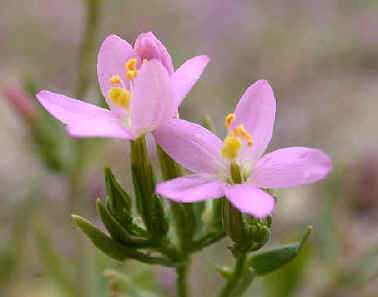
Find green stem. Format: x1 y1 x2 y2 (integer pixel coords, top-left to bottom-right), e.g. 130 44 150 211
218 254 247 297
156 145 195 251
176 257 191 297
156 145 193 297
230 269 256 297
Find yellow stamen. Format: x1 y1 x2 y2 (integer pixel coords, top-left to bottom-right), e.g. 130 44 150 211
110 75 121 84
125 58 137 71
142 58 148 64
221 134 242 161
108 87 131 110
126 70 138 80
225 113 235 130
234 125 253 147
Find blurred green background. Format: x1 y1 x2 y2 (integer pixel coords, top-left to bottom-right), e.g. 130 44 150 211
1 0 378 296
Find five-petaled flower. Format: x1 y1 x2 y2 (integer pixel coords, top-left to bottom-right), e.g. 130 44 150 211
36 32 210 139
155 80 332 218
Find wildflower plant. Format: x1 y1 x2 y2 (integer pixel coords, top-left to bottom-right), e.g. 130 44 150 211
35 32 332 297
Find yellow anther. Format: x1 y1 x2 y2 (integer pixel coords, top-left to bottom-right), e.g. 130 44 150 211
125 58 137 71
126 70 138 80
221 134 242 161
110 75 121 84
108 87 131 110
234 125 253 147
225 113 236 130
142 58 148 64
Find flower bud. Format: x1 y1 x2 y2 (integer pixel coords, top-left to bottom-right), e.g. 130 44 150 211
1 85 37 121
134 32 174 75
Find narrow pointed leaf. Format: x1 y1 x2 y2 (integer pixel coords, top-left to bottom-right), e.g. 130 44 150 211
249 226 312 275
104 167 132 225
73 215 131 261
72 215 174 266
97 200 156 248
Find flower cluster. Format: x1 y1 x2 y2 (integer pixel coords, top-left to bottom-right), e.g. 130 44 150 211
36 32 331 218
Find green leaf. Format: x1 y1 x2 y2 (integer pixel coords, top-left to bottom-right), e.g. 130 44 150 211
249 226 312 276
97 199 130 242
72 215 130 261
97 200 156 249
72 215 175 266
104 167 132 225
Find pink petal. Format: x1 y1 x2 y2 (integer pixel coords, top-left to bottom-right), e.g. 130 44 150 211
224 184 275 218
251 147 332 189
154 119 226 175
37 90 113 124
67 118 134 139
232 80 276 163
97 34 134 115
171 55 210 105
134 32 174 75
156 174 225 203
130 60 178 137
36 90 133 139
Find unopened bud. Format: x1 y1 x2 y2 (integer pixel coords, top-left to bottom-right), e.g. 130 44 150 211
1 86 37 121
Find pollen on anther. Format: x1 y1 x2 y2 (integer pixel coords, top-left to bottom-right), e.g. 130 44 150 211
235 125 253 147
225 113 236 130
221 134 242 160
142 59 148 64
125 58 137 71
126 70 138 80
110 75 121 84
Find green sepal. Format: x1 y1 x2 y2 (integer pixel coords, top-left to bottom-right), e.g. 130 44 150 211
130 137 169 239
221 198 250 255
244 216 271 252
249 226 312 276
97 200 156 249
156 144 197 249
131 164 169 239
104 167 147 237
104 167 132 224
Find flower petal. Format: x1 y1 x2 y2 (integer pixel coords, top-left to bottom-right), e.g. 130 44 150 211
130 60 178 137
36 90 133 139
251 147 332 188
154 119 226 175
67 118 134 139
97 34 134 115
224 184 275 218
232 80 276 162
156 174 225 203
134 32 174 75
37 90 113 124
171 55 210 105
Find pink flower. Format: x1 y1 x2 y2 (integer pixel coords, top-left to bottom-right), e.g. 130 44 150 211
155 80 332 218
36 33 210 139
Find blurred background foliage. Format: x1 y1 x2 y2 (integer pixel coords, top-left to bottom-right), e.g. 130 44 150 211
1 0 378 296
